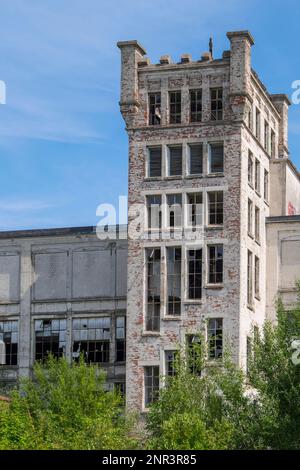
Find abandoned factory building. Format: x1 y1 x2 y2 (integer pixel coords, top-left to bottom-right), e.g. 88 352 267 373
1 30 300 412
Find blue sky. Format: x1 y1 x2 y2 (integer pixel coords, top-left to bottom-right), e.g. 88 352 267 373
0 0 300 230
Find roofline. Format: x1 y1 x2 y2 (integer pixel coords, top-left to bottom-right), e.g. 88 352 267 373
251 70 281 120
0 225 128 240
266 215 300 224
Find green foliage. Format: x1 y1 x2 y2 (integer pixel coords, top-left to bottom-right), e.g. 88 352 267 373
0 355 137 450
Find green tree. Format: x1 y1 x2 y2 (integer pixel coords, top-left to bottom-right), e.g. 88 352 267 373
0 355 137 450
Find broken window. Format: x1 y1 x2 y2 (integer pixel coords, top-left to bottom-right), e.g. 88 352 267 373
248 151 254 186
208 143 224 174
148 146 162 178
188 143 203 175
190 89 202 122
167 247 181 315
247 250 253 306
146 248 161 332
165 350 177 377
149 93 161 125
188 249 202 300
167 194 182 228
255 256 260 298
115 316 126 362
255 159 261 194
144 365 159 406
168 146 182 176
208 191 223 225
208 318 223 359
187 193 203 227
210 88 223 121
169 91 181 124
208 245 223 284
186 334 202 375
146 195 162 230
72 317 110 363
0 321 18 366
35 319 66 362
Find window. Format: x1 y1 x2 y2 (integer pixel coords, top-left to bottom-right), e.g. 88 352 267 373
0 321 18 366
188 143 203 175
247 107 252 130
264 169 269 202
187 193 203 227
247 250 253 306
72 317 110 363
167 194 182 228
208 143 224 174
165 350 177 377
144 366 159 406
208 245 223 284
186 335 202 375
169 91 181 124
168 146 182 176
35 319 66 362
167 247 181 315
208 192 223 225
255 206 260 243
248 199 253 236
255 159 261 194
210 88 223 121
149 93 161 125
115 316 126 362
188 249 202 300
190 89 202 122
255 256 260 298
271 130 275 158
146 248 161 332
248 151 254 186
255 108 260 140
246 336 252 376
208 318 223 359
148 147 162 178
146 195 162 230
264 120 269 152
115 382 125 397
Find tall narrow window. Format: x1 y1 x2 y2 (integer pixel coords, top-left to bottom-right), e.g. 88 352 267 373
72 317 110 363
210 88 223 121
255 256 260 299
246 336 252 376
271 130 275 158
167 247 181 315
0 321 18 366
167 194 182 228
168 146 182 176
35 319 66 362
255 206 260 243
115 316 126 362
248 151 254 186
148 147 162 178
187 193 203 227
188 143 203 175
255 108 261 140
165 350 177 377
208 143 224 174
169 91 181 124
190 89 202 122
146 248 161 332
247 250 253 306
188 249 202 300
255 159 261 194
149 93 161 125
186 334 202 375
208 318 223 359
208 192 223 225
208 245 223 284
264 169 269 202
144 366 159 406
264 120 269 152
146 195 162 230
247 107 252 130
248 199 253 236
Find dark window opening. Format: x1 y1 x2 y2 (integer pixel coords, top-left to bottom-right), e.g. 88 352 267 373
208 245 223 284
190 89 202 122
208 192 223 225
167 247 181 315
146 248 161 332
149 93 161 125
168 146 182 176
210 88 223 121
144 366 159 406
208 318 223 359
35 319 66 362
188 249 202 300
148 147 162 178
189 143 203 175
169 91 181 124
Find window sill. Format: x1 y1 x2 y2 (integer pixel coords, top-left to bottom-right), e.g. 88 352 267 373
162 315 181 321
264 199 270 207
255 190 261 198
206 173 224 178
248 182 254 190
248 232 254 239
144 177 163 182
184 299 202 304
205 283 224 290
142 331 160 337
254 294 261 301
255 239 261 246
185 173 203 179
165 175 183 180
206 224 223 230
247 303 254 311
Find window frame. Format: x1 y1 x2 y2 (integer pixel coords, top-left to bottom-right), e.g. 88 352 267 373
207 245 223 285
208 142 224 175
210 88 223 121
169 91 181 124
